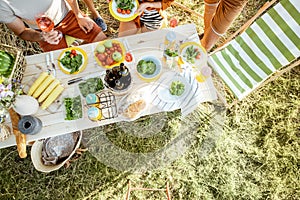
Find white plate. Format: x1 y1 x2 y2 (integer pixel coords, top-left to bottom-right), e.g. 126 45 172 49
13 95 39 115
109 0 139 22
180 42 207 68
158 75 191 103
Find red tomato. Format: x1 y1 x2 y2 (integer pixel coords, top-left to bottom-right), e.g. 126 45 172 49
169 18 178 28
196 53 201 59
117 8 122 13
122 9 126 15
126 9 131 14
70 49 77 57
106 57 114 65
97 53 106 61
125 52 133 62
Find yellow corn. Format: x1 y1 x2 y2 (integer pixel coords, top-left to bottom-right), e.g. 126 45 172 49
41 85 64 110
27 72 48 96
32 74 55 98
38 79 60 103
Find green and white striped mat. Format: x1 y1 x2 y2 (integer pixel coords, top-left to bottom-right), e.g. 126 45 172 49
208 0 300 100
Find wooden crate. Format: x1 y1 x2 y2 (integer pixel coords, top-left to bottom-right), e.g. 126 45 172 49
0 44 26 82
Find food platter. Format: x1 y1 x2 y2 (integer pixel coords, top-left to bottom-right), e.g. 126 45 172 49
136 55 162 82
179 42 207 68
109 0 139 22
58 47 87 75
94 39 126 69
118 84 151 121
158 75 191 103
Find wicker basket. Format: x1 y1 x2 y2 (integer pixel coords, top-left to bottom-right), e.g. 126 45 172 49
0 43 26 82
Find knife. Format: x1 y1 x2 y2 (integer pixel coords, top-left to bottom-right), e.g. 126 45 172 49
67 71 106 85
49 51 56 77
45 54 51 75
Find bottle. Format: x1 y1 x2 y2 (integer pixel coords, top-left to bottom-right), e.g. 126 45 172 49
164 31 176 50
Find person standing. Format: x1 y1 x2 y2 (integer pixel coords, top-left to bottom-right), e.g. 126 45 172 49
200 0 248 51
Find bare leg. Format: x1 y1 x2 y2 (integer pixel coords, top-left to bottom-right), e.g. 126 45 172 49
81 0 100 19
118 21 140 37
201 3 218 51
92 31 107 42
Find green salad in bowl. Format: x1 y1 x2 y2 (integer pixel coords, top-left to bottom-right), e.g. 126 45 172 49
136 55 162 81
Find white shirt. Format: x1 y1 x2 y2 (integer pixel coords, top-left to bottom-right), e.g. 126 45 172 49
0 0 70 29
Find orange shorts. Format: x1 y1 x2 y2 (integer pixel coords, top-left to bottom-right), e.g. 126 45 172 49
205 0 248 35
39 11 101 52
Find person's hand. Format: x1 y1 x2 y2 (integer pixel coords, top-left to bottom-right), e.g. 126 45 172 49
134 2 150 15
41 31 62 45
77 15 95 34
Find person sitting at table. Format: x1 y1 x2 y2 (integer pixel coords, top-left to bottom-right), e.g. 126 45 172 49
81 0 108 31
200 0 248 51
116 0 175 37
0 0 107 52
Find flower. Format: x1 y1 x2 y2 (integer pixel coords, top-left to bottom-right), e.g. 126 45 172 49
0 77 23 109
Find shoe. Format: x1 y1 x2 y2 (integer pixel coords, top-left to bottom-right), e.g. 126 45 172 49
199 33 204 40
94 17 107 32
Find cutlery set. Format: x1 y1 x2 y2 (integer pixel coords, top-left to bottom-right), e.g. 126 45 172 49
45 52 56 77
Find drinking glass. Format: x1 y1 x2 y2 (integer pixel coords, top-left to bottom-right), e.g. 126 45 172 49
35 14 63 44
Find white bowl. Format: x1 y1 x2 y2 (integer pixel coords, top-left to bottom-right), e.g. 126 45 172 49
13 95 39 115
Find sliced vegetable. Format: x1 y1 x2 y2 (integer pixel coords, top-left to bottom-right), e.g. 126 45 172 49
137 59 156 75
169 80 185 96
183 45 201 64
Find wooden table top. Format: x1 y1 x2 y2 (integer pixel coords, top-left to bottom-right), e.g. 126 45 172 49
0 24 217 149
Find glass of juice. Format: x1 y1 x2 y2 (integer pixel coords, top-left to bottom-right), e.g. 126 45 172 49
35 14 63 44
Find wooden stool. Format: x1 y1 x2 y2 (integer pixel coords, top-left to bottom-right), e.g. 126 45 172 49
125 180 171 200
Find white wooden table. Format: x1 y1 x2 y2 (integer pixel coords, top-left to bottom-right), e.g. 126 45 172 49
0 24 217 149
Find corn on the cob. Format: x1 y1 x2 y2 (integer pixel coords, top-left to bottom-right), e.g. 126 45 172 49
37 79 60 103
32 74 55 98
28 72 48 96
41 85 64 109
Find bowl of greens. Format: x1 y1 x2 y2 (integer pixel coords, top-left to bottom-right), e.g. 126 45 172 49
158 74 191 103
136 55 162 82
58 47 88 74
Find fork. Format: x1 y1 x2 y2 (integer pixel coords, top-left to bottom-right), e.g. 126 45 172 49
49 52 56 77
45 54 52 75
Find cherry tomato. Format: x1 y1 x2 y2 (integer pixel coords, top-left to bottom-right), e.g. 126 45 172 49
196 53 201 59
97 53 106 61
70 49 77 56
122 9 126 15
125 52 133 62
117 8 122 13
106 57 114 65
126 9 131 14
169 17 178 28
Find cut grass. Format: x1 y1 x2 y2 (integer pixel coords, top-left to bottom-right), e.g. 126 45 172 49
0 0 299 199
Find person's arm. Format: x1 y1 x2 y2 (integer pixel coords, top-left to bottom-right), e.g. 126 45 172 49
81 0 100 19
65 0 94 33
6 18 60 44
6 18 43 42
135 2 162 14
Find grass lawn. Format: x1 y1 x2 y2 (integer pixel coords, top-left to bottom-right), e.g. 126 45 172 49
0 0 299 199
